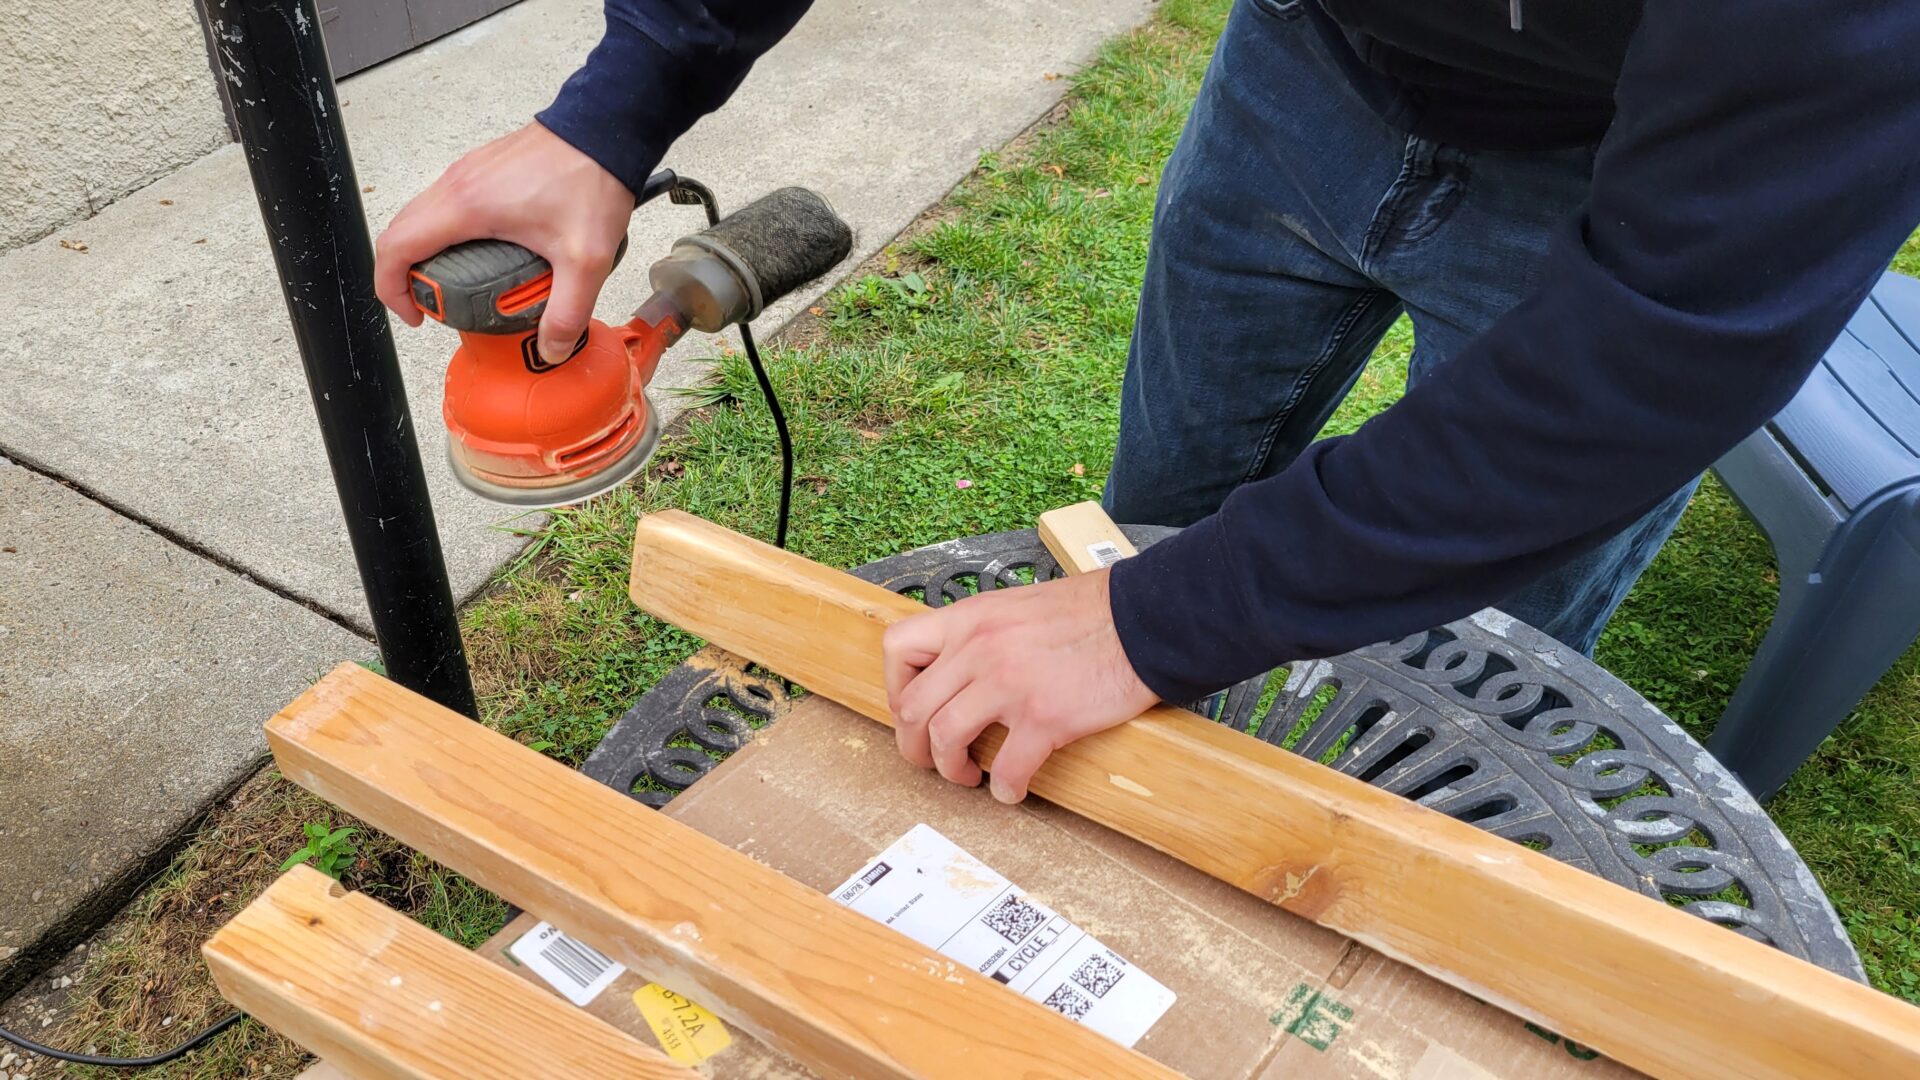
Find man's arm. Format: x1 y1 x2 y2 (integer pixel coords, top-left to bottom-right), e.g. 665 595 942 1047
1108 0 1920 703
536 0 815 195
884 0 1920 802
374 1 813 363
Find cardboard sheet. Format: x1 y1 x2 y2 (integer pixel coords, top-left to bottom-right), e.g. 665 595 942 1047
474 696 1642 1079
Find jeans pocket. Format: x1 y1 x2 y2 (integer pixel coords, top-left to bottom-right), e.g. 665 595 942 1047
1249 0 1307 21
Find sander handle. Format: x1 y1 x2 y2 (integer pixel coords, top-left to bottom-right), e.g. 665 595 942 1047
405 169 679 334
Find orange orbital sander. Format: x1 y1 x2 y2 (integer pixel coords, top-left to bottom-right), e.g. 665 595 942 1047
408 176 851 508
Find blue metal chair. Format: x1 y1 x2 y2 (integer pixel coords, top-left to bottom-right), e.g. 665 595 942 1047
1710 270 1920 800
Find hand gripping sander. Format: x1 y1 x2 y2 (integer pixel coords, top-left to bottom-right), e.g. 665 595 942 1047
408 178 852 508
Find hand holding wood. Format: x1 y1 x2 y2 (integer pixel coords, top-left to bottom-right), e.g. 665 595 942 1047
883 566 1157 802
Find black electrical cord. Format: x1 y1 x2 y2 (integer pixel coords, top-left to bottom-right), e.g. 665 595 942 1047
0 1010 244 1068
735 320 794 550
670 176 795 549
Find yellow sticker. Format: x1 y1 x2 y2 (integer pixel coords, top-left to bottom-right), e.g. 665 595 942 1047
633 983 733 1065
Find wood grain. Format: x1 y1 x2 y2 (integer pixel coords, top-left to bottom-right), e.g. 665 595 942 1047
203 866 688 1080
1037 500 1138 573
265 663 1174 1080
628 508 1920 1080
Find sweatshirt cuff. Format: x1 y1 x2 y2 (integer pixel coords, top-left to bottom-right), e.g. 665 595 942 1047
1109 515 1273 705
535 16 686 196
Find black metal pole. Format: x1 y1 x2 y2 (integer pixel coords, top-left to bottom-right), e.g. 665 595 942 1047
208 0 478 718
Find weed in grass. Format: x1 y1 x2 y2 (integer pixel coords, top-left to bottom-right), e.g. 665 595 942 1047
278 819 358 879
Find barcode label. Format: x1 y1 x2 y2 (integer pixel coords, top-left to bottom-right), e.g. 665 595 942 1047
830 824 1175 1047
1087 541 1126 567
508 921 627 1006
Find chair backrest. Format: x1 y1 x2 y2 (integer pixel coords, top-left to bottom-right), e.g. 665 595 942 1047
1770 272 1920 512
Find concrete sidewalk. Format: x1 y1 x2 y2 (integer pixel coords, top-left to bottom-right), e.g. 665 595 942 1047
0 458 368 998
0 0 1153 999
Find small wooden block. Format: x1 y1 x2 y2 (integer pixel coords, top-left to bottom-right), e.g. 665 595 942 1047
204 866 688 1080
1038 500 1137 573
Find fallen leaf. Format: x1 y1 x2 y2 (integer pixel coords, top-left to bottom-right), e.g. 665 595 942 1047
58 238 89 253
856 427 882 441
159 198 174 206
802 475 831 494
656 459 686 479
1092 188 1112 199
362 185 375 193
1071 463 1086 477
1133 175 1151 185
808 306 825 316
1043 71 1061 81
1040 163 1065 178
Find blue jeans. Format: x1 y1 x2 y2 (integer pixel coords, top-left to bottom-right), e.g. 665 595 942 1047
1103 0 1697 656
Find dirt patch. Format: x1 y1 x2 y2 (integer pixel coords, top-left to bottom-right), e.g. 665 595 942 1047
5 767 498 1077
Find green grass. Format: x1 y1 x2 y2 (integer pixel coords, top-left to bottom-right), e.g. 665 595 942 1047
45 770 504 1079
37 6 1916 1073
462 0 1920 1001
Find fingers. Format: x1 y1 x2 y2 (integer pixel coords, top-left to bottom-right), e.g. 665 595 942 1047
372 123 638 345
926 684 999 788
373 203 473 327
882 613 945 715
883 613 958 770
986 725 1056 805
536 251 615 367
891 655 970 772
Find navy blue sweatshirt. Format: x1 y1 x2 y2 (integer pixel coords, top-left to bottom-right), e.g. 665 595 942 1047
541 1 1920 704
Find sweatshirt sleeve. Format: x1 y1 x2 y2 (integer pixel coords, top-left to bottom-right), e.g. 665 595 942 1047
536 0 815 194
1108 0 1920 704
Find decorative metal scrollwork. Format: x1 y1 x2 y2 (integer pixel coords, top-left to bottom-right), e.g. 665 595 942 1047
583 653 784 808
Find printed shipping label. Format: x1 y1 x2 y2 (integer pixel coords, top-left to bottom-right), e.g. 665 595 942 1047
508 921 626 1007
1086 540 1128 567
830 824 1175 1047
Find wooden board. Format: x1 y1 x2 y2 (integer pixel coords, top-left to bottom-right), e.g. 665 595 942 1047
1038 500 1138 573
627 508 1920 1080
265 663 1175 1080
204 866 689 1080
298 691 1645 1080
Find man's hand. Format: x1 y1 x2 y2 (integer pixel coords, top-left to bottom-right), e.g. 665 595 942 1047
882 569 1158 804
373 122 637 366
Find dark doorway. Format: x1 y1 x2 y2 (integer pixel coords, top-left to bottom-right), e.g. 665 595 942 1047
318 0 523 78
